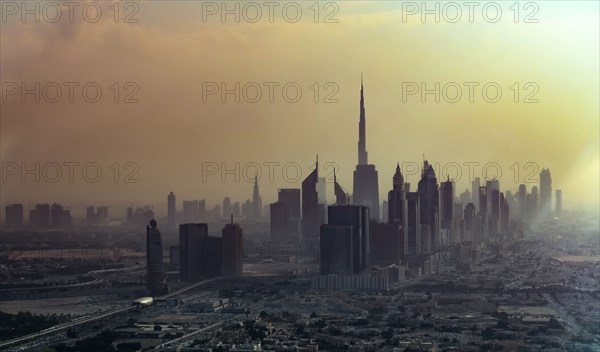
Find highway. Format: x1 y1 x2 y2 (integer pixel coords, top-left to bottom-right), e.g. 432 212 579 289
0 278 217 350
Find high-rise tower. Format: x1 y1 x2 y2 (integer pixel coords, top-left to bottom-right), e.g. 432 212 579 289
353 75 380 220
358 73 368 165
252 175 262 219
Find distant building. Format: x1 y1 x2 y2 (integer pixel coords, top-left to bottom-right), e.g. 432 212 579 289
319 225 354 275
222 218 243 277
301 157 319 251
352 76 380 220
167 192 176 225
369 222 403 267
5 204 23 225
169 245 180 269
555 190 562 217
179 223 208 282
222 197 232 218
30 203 50 227
540 168 552 219
252 176 262 219
327 205 370 273
146 220 168 295
388 164 405 225
277 188 300 220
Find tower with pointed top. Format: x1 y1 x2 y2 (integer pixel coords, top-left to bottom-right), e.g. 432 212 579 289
334 170 350 205
358 73 368 165
352 75 380 220
301 156 320 250
252 175 262 219
388 163 406 224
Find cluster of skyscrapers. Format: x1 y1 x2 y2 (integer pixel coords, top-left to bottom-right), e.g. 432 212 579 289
4 203 72 227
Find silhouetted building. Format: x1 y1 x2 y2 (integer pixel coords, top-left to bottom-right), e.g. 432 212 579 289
334 171 350 205
270 201 296 242
388 164 405 225
242 199 252 219
30 204 50 227
5 204 23 225
222 217 243 277
464 203 476 241
440 177 454 231
319 225 354 275
529 186 539 223
405 192 421 258
418 161 439 251
278 188 300 220
167 192 176 225
222 197 232 218
352 76 380 220
252 176 262 219
233 201 241 217
500 193 510 234
179 223 208 281
301 157 320 250
471 177 481 211
50 203 64 227
555 190 562 217
183 200 200 223
146 220 168 295
328 205 370 273
518 184 527 220
169 245 180 270
369 222 403 267
199 236 222 278
540 168 552 219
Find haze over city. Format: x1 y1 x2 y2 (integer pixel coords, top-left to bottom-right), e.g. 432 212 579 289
1 1 598 215
0 1 599 352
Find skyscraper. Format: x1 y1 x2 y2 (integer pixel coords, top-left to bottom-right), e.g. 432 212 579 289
319 224 354 275
167 192 176 225
418 161 439 251
405 192 421 257
179 223 208 281
327 205 370 273
539 168 552 219
301 157 319 250
222 197 232 218
334 170 350 205
222 218 243 278
352 75 380 220
471 177 481 211
252 175 262 219
388 164 406 225
278 189 301 220
518 184 527 220
146 220 168 295
439 177 454 245
270 201 294 242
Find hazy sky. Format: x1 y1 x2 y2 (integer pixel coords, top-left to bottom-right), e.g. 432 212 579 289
1 1 598 217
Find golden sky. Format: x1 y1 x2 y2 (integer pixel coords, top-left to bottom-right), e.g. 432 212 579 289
1 1 598 217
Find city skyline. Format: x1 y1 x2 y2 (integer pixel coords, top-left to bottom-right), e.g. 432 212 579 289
1 2 598 213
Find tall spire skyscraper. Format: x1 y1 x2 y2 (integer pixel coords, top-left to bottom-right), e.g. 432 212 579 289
358 73 368 165
353 75 380 220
